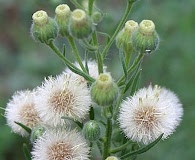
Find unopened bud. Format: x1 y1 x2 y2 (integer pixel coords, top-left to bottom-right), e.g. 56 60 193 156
131 20 159 54
69 9 93 39
92 11 103 24
91 73 119 106
116 20 138 54
83 120 101 141
55 4 71 37
31 10 58 44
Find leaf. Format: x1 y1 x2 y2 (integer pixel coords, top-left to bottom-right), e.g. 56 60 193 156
120 134 163 159
119 48 128 78
129 69 141 96
89 107 95 120
63 44 66 57
14 121 31 134
61 116 83 128
23 143 31 160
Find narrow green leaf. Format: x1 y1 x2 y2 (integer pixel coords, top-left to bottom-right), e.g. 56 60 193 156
89 107 95 120
119 48 128 78
63 44 66 57
123 70 137 93
120 134 163 159
23 143 31 160
61 116 83 128
130 70 141 96
14 121 31 134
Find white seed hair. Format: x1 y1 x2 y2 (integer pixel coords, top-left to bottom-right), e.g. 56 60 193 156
119 85 183 145
34 73 91 127
5 90 41 137
31 128 90 160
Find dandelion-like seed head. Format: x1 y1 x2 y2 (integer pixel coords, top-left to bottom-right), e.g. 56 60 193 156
119 85 183 145
34 74 91 127
5 90 41 137
32 129 90 160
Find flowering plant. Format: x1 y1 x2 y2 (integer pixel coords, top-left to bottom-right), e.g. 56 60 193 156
4 0 183 160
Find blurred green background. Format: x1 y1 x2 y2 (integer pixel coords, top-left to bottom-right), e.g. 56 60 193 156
0 0 194 159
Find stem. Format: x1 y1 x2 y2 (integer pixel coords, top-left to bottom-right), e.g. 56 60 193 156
101 0 135 59
103 106 113 159
88 0 95 16
125 51 131 67
70 0 84 10
117 52 144 86
67 36 87 73
47 41 95 82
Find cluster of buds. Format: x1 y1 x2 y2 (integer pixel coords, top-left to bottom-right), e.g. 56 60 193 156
31 4 96 44
116 19 160 54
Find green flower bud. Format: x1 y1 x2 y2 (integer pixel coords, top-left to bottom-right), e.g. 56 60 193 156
31 10 58 44
69 9 93 39
30 125 45 143
131 20 160 54
105 156 120 160
55 4 71 37
116 20 138 54
92 11 103 24
83 120 101 141
91 73 119 106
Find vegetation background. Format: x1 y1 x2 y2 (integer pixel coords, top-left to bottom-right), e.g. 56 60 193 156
0 0 194 159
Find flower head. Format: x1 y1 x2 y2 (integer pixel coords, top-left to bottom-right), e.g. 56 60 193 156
119 85 183 145
31 128 90 160
34 74 91 127
5 90 41 137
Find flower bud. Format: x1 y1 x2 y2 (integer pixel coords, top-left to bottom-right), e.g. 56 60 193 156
90 73 119 106
69 9 93 39
116 20 138 54
55 4 71 37
105 156 120 160
83 120 101 141
92 11 103 24
31 10 58 44
30 125 45 143
131 20 159 54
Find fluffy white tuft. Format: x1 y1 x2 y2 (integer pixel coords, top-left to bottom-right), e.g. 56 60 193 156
31 128 90 160
5 90 41 137
119 85 183 145
34 73 91 127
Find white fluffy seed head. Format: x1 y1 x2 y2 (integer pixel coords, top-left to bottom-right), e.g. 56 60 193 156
34 73 91 127
31 128 90 160
63 60 107 85
119 85 183 145
5 90 41 137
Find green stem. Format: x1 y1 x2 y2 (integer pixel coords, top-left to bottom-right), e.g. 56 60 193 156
117 52 144 86
70 0 84 10
67 36 87 73
47 41 95 82
102 0 135 59
88 0 95 16
125 51 131 67
92 28 103 74
103 106 113 159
